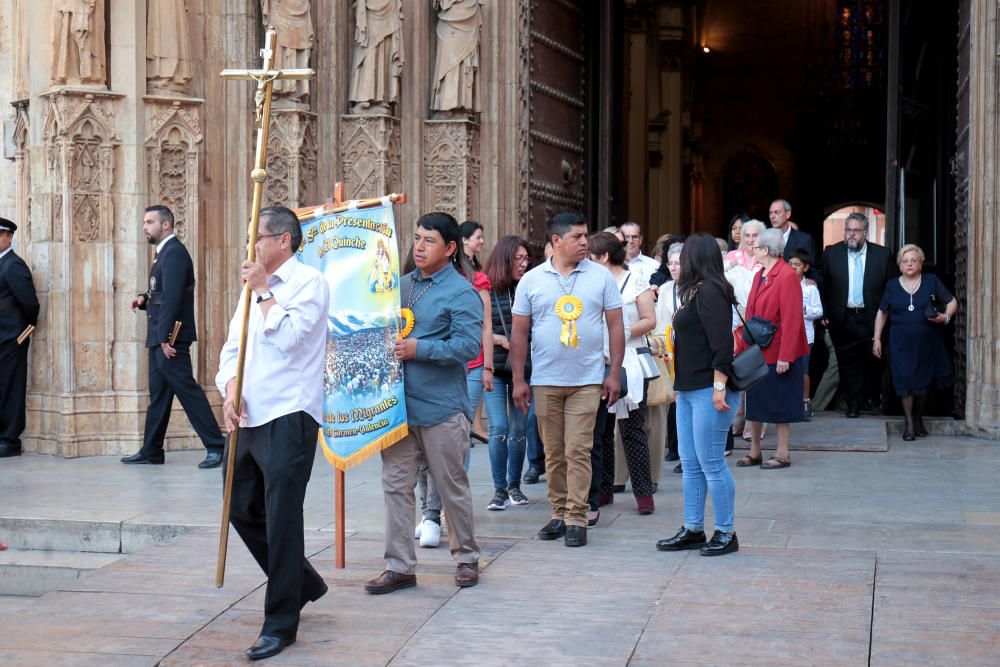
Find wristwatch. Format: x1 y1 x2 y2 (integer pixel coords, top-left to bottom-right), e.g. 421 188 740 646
256 290 274 304
713 381 726 391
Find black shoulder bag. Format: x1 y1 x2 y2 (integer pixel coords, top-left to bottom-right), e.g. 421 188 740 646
731 307 770 391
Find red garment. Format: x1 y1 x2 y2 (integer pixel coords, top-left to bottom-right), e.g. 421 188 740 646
468 271 491 369
736 259 809 365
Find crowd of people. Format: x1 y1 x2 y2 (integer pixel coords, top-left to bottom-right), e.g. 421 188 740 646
326 329 401 398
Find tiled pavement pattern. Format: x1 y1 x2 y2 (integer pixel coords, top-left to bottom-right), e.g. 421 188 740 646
1 420 999 665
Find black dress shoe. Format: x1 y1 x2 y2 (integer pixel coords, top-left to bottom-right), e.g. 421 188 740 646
245 635 294 661
523 466 542 484
700 530 739 556
198 450 223 469
673 463 682 474
0 442 22 458
902 431 916 442
846 408 860 418
915 423 929 437
656 527 707 551
120 451 164 465
537 519 566 540
301 581 328 610
565 525 587 547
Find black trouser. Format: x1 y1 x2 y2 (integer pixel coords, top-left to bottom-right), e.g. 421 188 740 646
0 337 29 447
601 380 653 497
667 402 678 458
226 411 326 640
588 398 609 512
142 343 225 456
833 311 882 411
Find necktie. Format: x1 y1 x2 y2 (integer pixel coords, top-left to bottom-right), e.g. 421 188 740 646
851 253 864 306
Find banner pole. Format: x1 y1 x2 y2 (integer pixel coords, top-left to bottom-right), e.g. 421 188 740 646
335 469 346 568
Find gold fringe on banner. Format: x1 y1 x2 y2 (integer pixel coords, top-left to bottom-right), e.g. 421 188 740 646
318 423 410 471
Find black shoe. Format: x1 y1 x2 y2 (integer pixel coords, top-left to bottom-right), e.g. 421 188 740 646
565 525 587 547
673 463 682 474
537 519 566 540
902 431 916 442
245 635 294 661
700 530 739 556
301 581 328 610
198 450 223 469
656 527 707 551
915 423 929 437
665 451 679 462
120 451 164 465
523 466 542 484
587 509 600 527
846 408 860 418
0 442 22 458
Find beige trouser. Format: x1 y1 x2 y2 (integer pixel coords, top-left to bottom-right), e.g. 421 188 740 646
532 384 602 527
615 404 666 486
381 413 480 574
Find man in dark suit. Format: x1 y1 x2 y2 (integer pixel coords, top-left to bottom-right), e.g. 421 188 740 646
769 199 817 270
818 212 895 417
0 218 39 458
122 205 225 468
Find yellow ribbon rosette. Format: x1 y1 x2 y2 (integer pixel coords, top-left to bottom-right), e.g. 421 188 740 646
664 324 675 376
554 295 583 348
398 308 415 339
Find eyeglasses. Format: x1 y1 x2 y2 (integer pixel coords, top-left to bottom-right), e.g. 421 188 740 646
246 233 285 245
900 258 921 265
622 235 641 241
845 228 866 235
513 255 530 265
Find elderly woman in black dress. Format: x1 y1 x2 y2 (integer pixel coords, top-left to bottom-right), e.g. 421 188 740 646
873 244 957 440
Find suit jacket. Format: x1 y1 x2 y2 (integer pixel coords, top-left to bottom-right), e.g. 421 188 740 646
818 241 895 341
736 259 809 365
0 250 40 344
140 237 198 348
782 228 817 264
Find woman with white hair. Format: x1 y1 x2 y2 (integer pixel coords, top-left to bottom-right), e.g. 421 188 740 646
724 219 765 272
734 228 809 470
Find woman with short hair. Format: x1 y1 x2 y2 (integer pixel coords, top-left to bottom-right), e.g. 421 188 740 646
735 228 809 470
873 244 957 440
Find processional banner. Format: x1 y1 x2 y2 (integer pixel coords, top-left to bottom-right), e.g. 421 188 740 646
296 199 408 470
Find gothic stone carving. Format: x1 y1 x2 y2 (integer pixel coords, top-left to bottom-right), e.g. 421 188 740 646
147 0 193 94
340 114 402 198
145 101 203 245
349 0 404 115
51 0 107 87
13 103 31 242
264 110 318 208
431 0 482 118
262 0 315 103
422 119 480 221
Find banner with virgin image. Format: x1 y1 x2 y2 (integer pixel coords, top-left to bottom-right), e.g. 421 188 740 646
296 199 408 470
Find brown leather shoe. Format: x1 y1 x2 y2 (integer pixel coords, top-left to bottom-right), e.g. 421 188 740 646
455 562 479 588
364 570 416 595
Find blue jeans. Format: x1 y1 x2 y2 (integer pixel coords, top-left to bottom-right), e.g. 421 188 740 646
526 399 544 470
482 376 527 488
675 387 737 533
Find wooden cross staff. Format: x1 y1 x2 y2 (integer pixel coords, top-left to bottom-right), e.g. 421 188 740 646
215 28 314 588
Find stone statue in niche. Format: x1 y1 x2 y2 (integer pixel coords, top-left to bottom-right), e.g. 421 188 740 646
147 0 193 94
430 0 482 118
349 0 404 115
50 0 107 87
262 0 315 102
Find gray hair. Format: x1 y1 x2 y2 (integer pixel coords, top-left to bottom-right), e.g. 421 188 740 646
742 219 766 236
757 228 785 258
667 242 683 260
260 205 303 252
846 212 870 231
772 199 792 213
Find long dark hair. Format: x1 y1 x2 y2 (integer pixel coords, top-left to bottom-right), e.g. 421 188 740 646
485 235 530 294
677 233 736 306
460 219 484 270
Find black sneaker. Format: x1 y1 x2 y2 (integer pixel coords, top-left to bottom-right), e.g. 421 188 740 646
508 487 529 506
803 400 814 419
487 488 510 511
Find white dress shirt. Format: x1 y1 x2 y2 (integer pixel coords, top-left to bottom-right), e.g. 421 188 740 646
0 247 11 262
216 256 330 427
846 242 868 308
627 253 660 284
155 233 176 254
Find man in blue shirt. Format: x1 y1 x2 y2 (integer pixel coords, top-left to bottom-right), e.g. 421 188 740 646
365 212 483 594
511 211 625 547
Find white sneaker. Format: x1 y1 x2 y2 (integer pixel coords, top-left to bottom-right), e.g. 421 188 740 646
419 519 441 548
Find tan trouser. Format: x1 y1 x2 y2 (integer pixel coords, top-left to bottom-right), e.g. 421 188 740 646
380 413 479 574
532 384 602 527
615 404 666 485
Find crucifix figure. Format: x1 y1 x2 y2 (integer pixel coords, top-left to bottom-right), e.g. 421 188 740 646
215 28 314 590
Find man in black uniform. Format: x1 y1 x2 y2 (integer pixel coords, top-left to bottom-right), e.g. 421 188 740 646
0 218 39 458
122 205 226 468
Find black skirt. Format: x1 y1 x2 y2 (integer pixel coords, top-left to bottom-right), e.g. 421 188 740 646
745 356 806 424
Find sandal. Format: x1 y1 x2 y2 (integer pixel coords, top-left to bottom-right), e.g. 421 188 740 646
736 454 763 467
760 456 791 470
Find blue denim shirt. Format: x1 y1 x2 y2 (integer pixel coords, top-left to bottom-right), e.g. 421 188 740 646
402 262 483 427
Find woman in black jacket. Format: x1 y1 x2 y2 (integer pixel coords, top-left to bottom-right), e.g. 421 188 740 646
655 234 740 557
481 236 533 509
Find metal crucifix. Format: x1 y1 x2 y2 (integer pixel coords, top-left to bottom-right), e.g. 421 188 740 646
215 28 314 588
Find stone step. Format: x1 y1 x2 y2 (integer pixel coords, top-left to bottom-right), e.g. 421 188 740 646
0 516 196 554
0 548 122 596
884 416 961 436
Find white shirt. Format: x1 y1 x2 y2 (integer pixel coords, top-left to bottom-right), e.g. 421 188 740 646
626 253 660 284
216 256 330 427
782 226 791 246
156 234 176 254
0 247 11 262
846 242 868 308
801 277 824 345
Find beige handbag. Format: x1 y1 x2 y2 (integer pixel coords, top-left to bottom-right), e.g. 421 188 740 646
645 334 675 406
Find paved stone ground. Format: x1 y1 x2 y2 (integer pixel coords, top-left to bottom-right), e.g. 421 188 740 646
1 418 999 666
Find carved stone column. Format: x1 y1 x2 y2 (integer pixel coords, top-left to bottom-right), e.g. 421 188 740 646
35 89 121 457
340 114 402 199
964 0 1000 438
422 119 480 221
265 109 318 208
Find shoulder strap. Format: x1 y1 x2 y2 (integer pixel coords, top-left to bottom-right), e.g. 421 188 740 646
492 290 510 338
619 272 631 294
